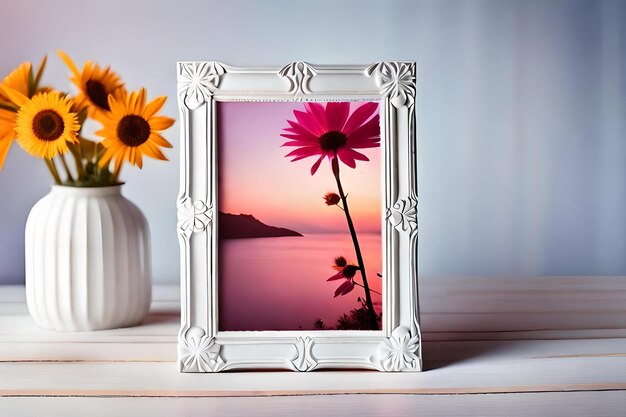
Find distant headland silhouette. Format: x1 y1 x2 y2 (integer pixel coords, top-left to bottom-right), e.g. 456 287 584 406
219 212 303 239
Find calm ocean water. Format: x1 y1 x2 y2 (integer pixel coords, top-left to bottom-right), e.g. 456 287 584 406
219 232 382 331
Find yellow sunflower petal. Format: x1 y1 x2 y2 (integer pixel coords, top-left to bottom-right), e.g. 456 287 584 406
139 142 158 159
124 147 133 166
94 127 109 137
134 88 146 114
128 89 140 114
0 85 29 107
1 62 31 100
149 116 175 131
114 150 124 173
84 61 94 79
135 148 143 168
112 87 128 101
0 131 14 171
57 50 82 80
142 141 168 161
107 93 126 117
150 133 173 148
142 96 166 119
98 147 115 168
0 108 15 125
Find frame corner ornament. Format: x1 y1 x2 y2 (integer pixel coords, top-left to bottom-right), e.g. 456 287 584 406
378 326 421 372
278 61 318 95
365 61 416 108
178 327 225 372
387 196 418 234
177 197 213 237
177 61 227 109
291 336 317 372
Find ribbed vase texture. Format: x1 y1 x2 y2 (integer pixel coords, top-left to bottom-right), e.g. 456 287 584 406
25 185 151 331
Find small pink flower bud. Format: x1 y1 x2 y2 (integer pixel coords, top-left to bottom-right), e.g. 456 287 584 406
323 192 341 206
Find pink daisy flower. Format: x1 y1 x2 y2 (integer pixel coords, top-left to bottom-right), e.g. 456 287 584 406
280 102 380 175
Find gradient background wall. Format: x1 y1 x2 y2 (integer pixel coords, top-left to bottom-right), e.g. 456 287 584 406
0 0 624 285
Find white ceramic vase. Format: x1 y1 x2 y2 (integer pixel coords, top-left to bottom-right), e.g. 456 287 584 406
25 185 152 331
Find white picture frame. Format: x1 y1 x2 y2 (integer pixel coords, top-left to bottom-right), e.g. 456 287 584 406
176 61 420 372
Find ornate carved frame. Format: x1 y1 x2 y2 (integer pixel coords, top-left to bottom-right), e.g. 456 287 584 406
176 62 420 372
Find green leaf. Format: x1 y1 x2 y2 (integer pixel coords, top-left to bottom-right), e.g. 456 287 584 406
32 55 47 94
78 137 98 160
76 106 88 126
28 66 35 97
0 100 17 112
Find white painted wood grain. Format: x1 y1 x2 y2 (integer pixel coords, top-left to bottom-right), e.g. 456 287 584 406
1 392 626 417
1 277 626 406
2 344 626 396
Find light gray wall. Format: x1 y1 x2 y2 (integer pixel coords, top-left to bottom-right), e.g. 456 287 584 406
0 0 624 284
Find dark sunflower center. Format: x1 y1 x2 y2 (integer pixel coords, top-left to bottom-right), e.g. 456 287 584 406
32 110 65 141
319 130 347 152
85 80 111 111
117 115 151 147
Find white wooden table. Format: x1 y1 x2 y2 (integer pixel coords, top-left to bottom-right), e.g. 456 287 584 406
1 277 626 416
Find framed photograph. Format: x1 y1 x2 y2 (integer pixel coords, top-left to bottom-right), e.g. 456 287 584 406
176 61 420 372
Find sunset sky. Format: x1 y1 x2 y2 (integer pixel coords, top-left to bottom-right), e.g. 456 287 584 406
218 101 382 235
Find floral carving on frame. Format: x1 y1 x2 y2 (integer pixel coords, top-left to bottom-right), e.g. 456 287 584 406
291 337 317 372
177 197 212 236
178 327 225 372
278 62 318 95
178 62 226 109
366 62 416 108
379 327 420 372
387 196 418 234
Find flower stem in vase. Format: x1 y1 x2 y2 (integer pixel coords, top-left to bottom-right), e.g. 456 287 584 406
59 154 74 183
44 158 62 185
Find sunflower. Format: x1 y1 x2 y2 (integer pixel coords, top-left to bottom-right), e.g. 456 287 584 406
0 57 48 170
3 88 80 159
281 102 380 175
96 88 173 174
57 50 124 118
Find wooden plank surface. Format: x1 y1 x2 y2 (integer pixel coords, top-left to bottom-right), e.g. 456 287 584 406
0 277 625 411
1 392 626 417
2 333 626 396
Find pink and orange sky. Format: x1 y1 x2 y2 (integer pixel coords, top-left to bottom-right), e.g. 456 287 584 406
217 101 382 235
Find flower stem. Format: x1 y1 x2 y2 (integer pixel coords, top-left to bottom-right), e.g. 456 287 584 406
113 163 122 183
332 155 379 330
60 154 74 183
68 142 84 179
354 281 381 295
44 158 62 185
